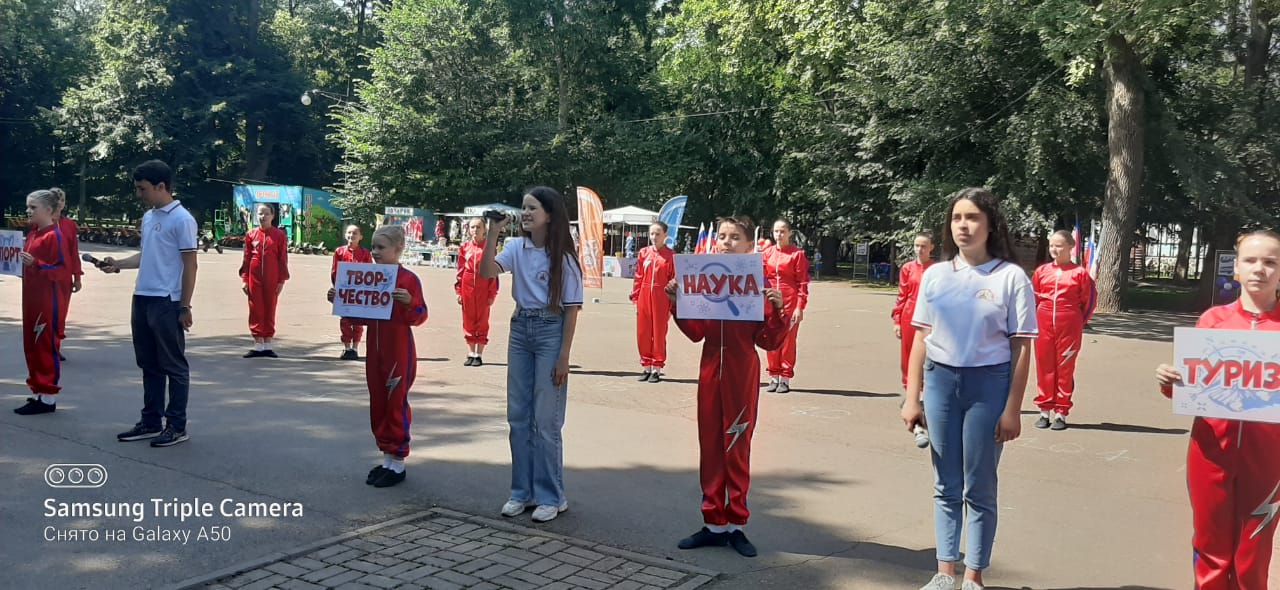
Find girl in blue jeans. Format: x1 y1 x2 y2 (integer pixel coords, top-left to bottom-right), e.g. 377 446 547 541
480 186 583 523
900 188 1037 590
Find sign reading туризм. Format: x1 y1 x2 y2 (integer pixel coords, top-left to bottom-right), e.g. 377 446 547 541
674 253 765 321
332 262 400 320
1173 327 1280 424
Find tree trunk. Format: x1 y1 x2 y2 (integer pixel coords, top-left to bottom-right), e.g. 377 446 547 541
1244 0 1273 89
1093 34 1146 314
1174 223 1194 281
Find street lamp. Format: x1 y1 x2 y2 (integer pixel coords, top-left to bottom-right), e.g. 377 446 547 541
300 89 350 106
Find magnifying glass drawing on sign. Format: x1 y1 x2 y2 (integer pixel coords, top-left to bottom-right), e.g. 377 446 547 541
700 262 740 317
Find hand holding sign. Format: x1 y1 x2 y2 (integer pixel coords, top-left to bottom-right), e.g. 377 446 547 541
673 253 765 321
333 262 400 320
0 230 22 276
1172 327 1280 423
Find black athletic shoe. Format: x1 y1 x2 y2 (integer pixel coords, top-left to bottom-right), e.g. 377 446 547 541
366 465 388 485
677 528 729 550
464 356 476 367
1034 415 1051 429
341 349 359 361
118 423 163 441
1051 416 1068 431
243 349 263 358
473 356 483 367
261 350 279 358
373 469 406 488
150 426 189 447
14 399 55 415
775 382 790 394
648 371 662 383
638 371 652 382
59 353 66 362
765 380 779 392
728 530 758 557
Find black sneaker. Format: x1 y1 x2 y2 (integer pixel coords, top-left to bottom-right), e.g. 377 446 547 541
150 426 189 447
14 399 55 415
243 349 263 358
341 349 359 361
473 356 483 367
261 350 279 358
366 465 388 485
118 423 163 441
638 371 652 382
728 530 758 557
776 382 790 394
1034 414 1051 429
1051 416 1068 431
677 527 729 550
765 380 779 393
464 356 476 367
59 353 67 362
373 469 406 488
648 371 662 383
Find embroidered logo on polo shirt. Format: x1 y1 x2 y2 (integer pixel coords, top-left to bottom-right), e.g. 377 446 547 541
537 270 549 282
975 288 995 302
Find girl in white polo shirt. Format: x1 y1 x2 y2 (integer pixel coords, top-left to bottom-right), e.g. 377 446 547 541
900 187 1037 590
479 186 583 524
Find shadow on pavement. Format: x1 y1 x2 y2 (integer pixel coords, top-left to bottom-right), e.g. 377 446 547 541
1085 311 1200 343
1066 422 1189 436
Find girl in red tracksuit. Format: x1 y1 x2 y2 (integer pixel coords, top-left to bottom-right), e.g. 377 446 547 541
14 189 70 415
240 203 290 358
632 221 676 382
763 218 809 394
891 231 935 390
329 225 427 488
1031 230 1096 431
456 217 499 367
332 224 373 360
1157 231 1280 590
670 216 789 558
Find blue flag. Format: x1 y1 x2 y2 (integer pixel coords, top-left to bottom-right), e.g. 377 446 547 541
658 195 688 248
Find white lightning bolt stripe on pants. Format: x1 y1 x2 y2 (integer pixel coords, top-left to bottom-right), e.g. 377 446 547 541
1187 417 1280 590
1032 309 1083 417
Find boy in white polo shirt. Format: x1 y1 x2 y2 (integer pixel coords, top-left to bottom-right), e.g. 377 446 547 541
900 188 1037 590
99 160 199 448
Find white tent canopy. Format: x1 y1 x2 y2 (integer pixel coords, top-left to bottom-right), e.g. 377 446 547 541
601 205 658 225
463 203 521 216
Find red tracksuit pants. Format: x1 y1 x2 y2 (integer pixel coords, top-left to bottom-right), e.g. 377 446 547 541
1188 418 1280 590
636 287 671 368
898 318 918 389
366 323 416 458
766 301 800 378
247 280 280 338
698 374 759 526
1032 309 1082 416
57 280 71 343
340 319 364 347
25 282 62 394
461 290 493 346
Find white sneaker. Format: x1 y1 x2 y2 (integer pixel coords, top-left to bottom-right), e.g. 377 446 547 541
500 500 533 517
530 501 569 523
919 573 955 590
960 580 984 590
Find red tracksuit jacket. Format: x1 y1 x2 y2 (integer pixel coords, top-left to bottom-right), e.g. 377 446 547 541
1031 262 1096 416
332 245 374 346
1162 301 1280 589
892 260 931 389
240 226 290 338
24 224 70 394
763 244 809 379
352 267 427 457
675 303 789 526
631 245 676 368
56 217 81 342
455 240 499 346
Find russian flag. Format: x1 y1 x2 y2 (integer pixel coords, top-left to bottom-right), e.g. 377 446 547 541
694 224 707 254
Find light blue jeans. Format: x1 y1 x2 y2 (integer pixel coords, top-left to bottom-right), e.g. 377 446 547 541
923 359 1009 571
507 308 567 507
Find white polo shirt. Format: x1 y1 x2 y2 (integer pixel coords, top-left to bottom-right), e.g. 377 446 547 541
135 200 198 301
495 237 584 310
911 257 1038 367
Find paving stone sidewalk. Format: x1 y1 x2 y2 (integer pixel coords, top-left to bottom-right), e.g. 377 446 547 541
169 508 717 590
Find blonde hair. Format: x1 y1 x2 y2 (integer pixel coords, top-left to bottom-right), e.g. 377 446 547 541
26 188 61 213
373 224 406 250
1237 230 1280 249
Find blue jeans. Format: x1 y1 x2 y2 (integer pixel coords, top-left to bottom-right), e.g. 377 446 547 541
923 359 1009 571
131 296 190 431
507 308 567 506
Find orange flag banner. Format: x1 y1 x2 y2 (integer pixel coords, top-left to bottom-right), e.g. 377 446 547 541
575 186 605 289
